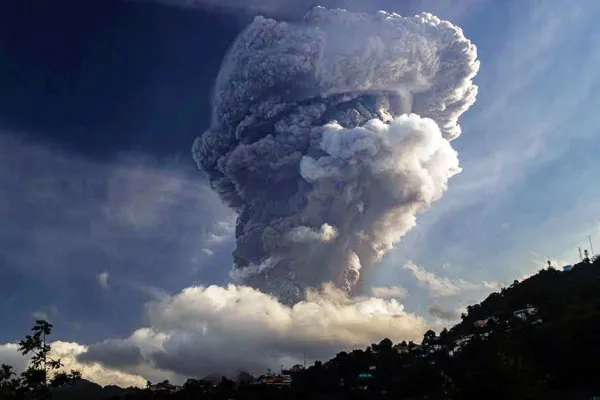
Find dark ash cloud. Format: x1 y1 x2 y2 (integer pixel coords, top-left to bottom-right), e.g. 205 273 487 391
193 7 480 303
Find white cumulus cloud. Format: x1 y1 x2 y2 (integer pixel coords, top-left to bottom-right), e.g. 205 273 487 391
78 283 426 382
0 341 146 388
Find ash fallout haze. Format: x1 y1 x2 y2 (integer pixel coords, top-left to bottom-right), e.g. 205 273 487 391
194 6 479 303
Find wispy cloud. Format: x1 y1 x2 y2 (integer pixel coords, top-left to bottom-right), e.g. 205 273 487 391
0 132 238 337
384 2 596 251
378 0 600 293
403 262 500 298
0 133 234 290
32 311 51 322
371 286 407 300
428 304 460 321
32 305 61 323
515 254 571 281
98 272 110 289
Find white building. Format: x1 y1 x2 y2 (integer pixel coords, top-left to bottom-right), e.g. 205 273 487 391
451 334 474 354
513 305 538 321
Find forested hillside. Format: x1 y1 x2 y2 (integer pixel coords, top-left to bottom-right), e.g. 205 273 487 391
293 256 600 400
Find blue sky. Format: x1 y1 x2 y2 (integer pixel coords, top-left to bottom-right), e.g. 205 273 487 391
373 0 600 318
1 0 600 385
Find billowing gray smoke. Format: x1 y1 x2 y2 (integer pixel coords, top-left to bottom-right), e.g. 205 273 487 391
193 6 479 304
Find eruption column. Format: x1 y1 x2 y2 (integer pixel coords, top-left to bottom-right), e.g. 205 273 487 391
193 6 479 304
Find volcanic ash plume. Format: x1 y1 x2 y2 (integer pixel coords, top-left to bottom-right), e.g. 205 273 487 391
193 7 480 304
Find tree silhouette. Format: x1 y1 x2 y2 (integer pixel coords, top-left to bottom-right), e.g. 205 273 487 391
0 364 21 398
50 370 82 388
182 378 212 394
18 319 64 395
0 320 81 398
422 329 437 346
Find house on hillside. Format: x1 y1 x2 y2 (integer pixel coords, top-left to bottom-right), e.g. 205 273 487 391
149 380 180 394
513 305 543 325
514 304 538 320
474 319 488 328
473 317 499 328
563 265 574 272
281 364 304 375
276 375 292 386
427 344 444 354
456 334 474 347
450 334 474 356
257 374 292 386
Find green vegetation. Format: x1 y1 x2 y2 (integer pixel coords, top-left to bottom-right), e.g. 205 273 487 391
3 256 600 399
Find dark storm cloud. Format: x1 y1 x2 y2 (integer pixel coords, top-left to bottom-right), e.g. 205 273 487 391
78 340 144 368
0 133 235 339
